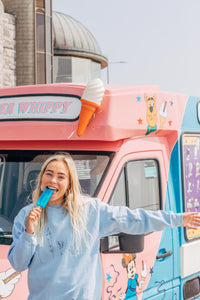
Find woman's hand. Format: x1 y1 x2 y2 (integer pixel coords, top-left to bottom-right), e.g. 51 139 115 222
26 207 42 234
182 212 200 229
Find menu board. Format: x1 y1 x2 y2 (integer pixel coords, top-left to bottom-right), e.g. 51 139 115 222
182 134 200 239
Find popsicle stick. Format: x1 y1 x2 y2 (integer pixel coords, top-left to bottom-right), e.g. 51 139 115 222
3 271 20 284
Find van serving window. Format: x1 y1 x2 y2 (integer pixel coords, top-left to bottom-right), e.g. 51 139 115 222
182 133 200 240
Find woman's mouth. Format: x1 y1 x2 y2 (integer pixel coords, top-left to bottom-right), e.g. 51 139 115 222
47 186 58 193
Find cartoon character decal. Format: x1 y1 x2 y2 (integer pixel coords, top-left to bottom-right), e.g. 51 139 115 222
0 268 21 299
145 97 158 135
119 254 147 300
145 96 167 135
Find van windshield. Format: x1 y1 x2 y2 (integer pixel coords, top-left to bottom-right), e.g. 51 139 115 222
0 150 112 244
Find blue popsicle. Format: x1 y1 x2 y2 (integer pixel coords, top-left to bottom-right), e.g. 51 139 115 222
36 188 53 208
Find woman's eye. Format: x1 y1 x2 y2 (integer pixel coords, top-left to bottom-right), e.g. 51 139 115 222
45 172 52 176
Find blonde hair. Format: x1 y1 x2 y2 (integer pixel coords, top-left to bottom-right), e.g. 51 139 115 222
32 153 88 251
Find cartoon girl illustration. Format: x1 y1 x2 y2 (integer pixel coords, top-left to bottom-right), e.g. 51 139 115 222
120 254 147 300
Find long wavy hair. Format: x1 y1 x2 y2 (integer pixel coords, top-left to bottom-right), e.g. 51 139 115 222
32 153 88 251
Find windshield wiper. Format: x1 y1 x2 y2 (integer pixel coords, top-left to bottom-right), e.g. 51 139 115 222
0 231 12 238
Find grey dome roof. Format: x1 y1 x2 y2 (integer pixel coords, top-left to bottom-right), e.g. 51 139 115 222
52 11 108 69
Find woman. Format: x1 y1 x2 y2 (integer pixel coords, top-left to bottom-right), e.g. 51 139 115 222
8 153 200 300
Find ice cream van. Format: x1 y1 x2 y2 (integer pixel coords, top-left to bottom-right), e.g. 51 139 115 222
0 79 200 300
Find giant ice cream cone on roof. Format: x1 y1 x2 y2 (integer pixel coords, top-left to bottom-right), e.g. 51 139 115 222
77 78 105 136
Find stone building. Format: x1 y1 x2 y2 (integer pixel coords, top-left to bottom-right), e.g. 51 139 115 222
0 0 107 88
0 1 16 87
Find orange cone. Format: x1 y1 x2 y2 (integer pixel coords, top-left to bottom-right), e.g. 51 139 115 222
77 99 100 136
77 78 105 136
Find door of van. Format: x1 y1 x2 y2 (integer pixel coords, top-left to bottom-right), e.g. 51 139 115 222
100 142 176 300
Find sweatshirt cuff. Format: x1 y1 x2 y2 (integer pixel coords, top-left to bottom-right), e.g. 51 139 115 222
171 212 183 227
22 231 37 243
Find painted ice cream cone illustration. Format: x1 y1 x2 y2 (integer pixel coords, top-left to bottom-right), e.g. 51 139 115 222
0 268 21 299
194 198 199 211
188 162 193 178
159 101 167 130
77 78 105 136
187 198 193 211
3 270 20 284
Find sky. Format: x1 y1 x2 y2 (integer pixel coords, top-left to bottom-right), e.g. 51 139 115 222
53 0 200 97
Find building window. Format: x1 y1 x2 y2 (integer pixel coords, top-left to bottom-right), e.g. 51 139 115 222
35 0 52 84
53 56 72 83
36 0 45 9
36 12 46 84
53 55 101 83
91 61 101 79
36 53 46 84
36 13 45 51
45 0 52 84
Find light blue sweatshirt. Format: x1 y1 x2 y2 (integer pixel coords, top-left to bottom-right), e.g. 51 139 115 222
8 198 183 300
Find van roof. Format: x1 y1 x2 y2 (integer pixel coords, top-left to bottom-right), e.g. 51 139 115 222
0 83 189 142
